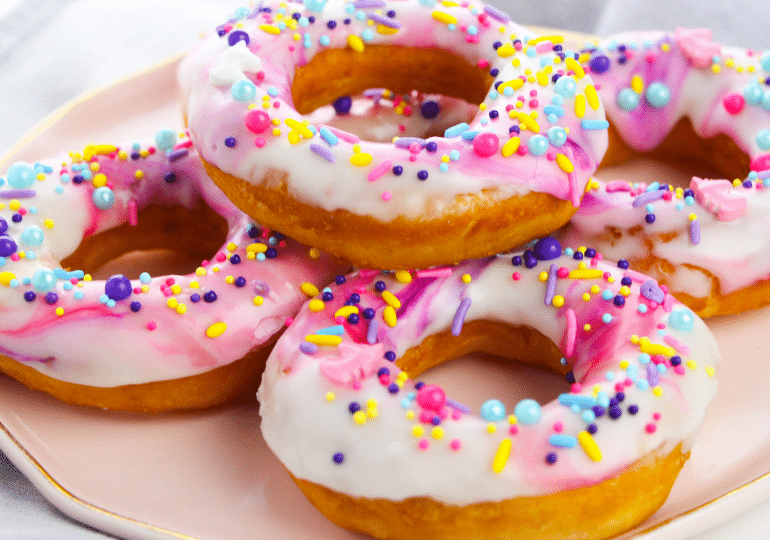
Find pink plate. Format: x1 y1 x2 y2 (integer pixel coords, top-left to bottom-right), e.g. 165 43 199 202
1 48 770 540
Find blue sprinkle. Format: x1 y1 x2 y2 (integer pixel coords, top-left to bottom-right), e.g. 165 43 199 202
444 123 470 138
548 434 578 448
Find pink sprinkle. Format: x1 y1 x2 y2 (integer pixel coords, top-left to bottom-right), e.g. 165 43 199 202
546 150 557 161
509 425 518 435
379 374 390 385
723 93 745 115
645 423 657 433
624 378 633 387
255 138 266 148
514 41 523 51
606 180 632 192
409 154 417 162
409 143 421 154
163 289 173 297
18 208 26 215
323 125 359 144
359 269 378 278
553 422 563 433
528 99 538 108
615 382 624 392
451 409 462 420
557 267 569 278
398 125 406 132
664 334 690 355
535 41 553 53
147 321 157 331
623 269 650 283
10 254 19 261
367 160 393 182
512 272 521 281
450 439 462 451
662 191 673 201
128 200 138 226
166 278 175 286
674 365 686 375
381 191 391 201
416 267 453 278
645 51 657 63
216 252 227 262
653 412 661 421
403 106 412 117
571 383 582 393
590 257 599 266
285 317 294 326
256 71 265 81
564 308 577 357
70 277 79 285
201 260 210 267
352 381 361 390
418 439 430 451
477 59 489 68
133 287 141 294
273 102 280 108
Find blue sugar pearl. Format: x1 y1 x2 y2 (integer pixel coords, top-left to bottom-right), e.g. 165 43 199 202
20 225 44 247
332 452 344 464
332 96 352 115
531 236 562 261
105 274 132 301
646 82 671 108
613 295 625 307
414 382 425 391
527 134 549 156
592 405 605 418
154 128 177 150
545 452 558 465
164 173 177 184
225 137 237 148
547 126 567 146
392 165 403 176
130 301 141 312
628 404 639 415
235 276 247 287
554 76 577 98
374 280 386 292
347 313 360 324
420 100 440 119
573 251 584 260
417 170 428 181
45 292 58 304
384 350 396 362
6 162 36 188
362 307 376 320
248 225 260 238
669 307 695 332
585 248 596 258
230 254 241 265
349 293 360 304
489 110 499 119
617 87 640 111
326 20 336 29
514 399 541 424
23 291 36 302
231 79 256 102
615 391 625 402
92 186 115 210
72 174 85 184
431 416 442 425
480 399 506 422
387 383 399 394
524 256 537 269
265 247 278 258
204 291 218 302
190 293 201 303
348 402 361 414
335 275 346 285
322 291 334 301
32 268 56 292
565 371 576 384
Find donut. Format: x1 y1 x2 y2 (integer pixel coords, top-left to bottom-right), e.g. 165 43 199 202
179 0 610 270
258 238 720 540
0 129 346 412
559 29 770 317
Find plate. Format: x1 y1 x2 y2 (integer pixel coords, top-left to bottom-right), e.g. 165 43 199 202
2 48 770 540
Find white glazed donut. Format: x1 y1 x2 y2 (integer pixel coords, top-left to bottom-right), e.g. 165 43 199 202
258 237 720 540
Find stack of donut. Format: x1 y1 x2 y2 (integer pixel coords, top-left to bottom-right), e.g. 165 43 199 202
177 1 731 539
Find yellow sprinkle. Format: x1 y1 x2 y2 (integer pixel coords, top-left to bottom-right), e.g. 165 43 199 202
83 274 92 281
405 410 416 420
367 408 379 419
55 307 64 317
176 303 187 315
528 35 564 45
585 84 600 110
43 219 54 229
292 32 301 42
272 127 282 136
631 74 645 94
259 24 281 34
652 386 663 397
461 273 472 284
582 293 591 301
350 152 373 166
516 112 540 133
711 64 721 74
287 130 301 145
552 295 565 308
0 272 16 286
308 247 321 259
383 305 398 327
90 173 107 187
117 150 128 160
555 153 574 173
584 324 592 332
538 271 549 282
139 149 150 158
536 70 549 86
508 415 517 425
578 431 602 461
687 360 698 370
619 360 629 369
247 242 268 254
639 339 675 357
206 322 227 338
82 143 117 161
590 284 601 294
382 290 401 309
630 335 640 344
492 438 512 474
569 269 603 279
134 170 144 180
167 284 180 295
496 44 516 57
412 425 424 437
575 94 586 118
347 34 364 52
431 427 444 440
9 200 20 211
225 242 237 252
166 298 178 309
334 305 359 319
619 285 631 297
431 10 457 24
301 282 320 297
486 423 497 434
225 275 235 285
285 117 314 138
565 57 585 78
189 281 199 289
397 372 408 382
705 366 716 377
395 270 412 284
376 24 398 35
141 285 149 293
353 411 367 424
501 136 521 157
305 334 343 346
253 295 264 306
325 392 335 402
308 299 325 312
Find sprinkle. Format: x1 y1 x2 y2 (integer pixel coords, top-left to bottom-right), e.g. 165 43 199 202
451 297 472 336
316 325 344 335
319 126 339 145
578 431 602 461
632 190 665 207
580 119 610 130
444 123 470 138
556 153 574 174
558 394 597 408
483 5 509 22
492 438 512 473
544 264 557 305
310 143 336 162
322 125 359 144
259 24 281 34
0 190 36 198
305 334 343 346
383 305 397 327
334 305 359 318
564 308 577 357
301 282 320 297
206 322 227 338
367 160 393 182
300 341 318 355
690 218 701 245
415 267 453 278
548 434 577 448
664 334 690 355
575 94 586 118
382 290 401 309
350 152 373 166
639 339 675 356
565 57 585 79
285 118 314 138
647 362 660 386
500 136 521 157
347 34 365 52
395 270 412 284
431 11 457 25
569 268 603 279
367 318 378 344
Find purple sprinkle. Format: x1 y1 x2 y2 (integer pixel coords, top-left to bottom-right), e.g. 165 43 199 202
300 342 319 355
310 143 336 163
632 190 666 207
690 219 701 245
167 149 189 162
445 398 471 414
367 318 379 345
451 297 472 336
647 362 659 386
544 264 558 306
640 279 665 303
352 0 386 8
483 5 509 22
0 189 36 198
368 12 401 28
394 137 428 149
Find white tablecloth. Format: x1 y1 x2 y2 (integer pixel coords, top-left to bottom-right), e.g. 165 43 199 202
1 0 769 538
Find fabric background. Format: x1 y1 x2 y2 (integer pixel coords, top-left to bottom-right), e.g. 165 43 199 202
0 0 769 538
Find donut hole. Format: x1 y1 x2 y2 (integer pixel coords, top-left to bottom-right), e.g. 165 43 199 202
598 118 751 186
396 320 570 415
61 202 229 280
291 46 492 118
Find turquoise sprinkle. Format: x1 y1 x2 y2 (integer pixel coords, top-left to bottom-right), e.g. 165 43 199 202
440 163 449 172
362 29 374 41
467 25 478 35
400 397 411 408
0 257 4 267
761 50 770 71
74 290 84 300
669 307 695 332
139 272 151 283
602 313 612 324
601 290 613 301
449 150 460 161
344 2 355 13
92 187 115 210
319 35 330 46
503 86 514 97
581 410 596 423
549 434 577 448
316 324 345 335
25 251 35 260
638 353 651 364
744 82 763 105
9 279 18 288
447 23 455 31
267 87 280 97
605 371 615 381
488 90 499 100
444 123 470 138
756 129 770 151
636 379 649 391
154 128 176 150
580 119 610 130
63 282 73 291
299 16 309 26
60 174 70 183
22 277 31 285
319 126 338 146
547 126 567 146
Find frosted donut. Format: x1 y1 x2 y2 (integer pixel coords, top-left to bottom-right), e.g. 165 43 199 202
179 0 609 270
561 29 770 317
0 130 345 412
258 238 720 540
